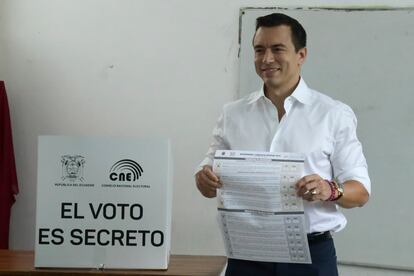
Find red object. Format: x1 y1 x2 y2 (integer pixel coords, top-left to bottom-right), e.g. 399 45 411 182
0 81 18 249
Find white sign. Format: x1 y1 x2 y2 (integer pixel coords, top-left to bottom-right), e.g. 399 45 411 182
35 136 172 269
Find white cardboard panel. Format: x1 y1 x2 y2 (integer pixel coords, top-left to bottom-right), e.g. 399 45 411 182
35 136 172 269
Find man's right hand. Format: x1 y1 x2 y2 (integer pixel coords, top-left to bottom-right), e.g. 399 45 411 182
195 165 222 198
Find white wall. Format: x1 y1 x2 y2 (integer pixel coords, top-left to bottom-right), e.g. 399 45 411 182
2 0 414 275
0 2 6 78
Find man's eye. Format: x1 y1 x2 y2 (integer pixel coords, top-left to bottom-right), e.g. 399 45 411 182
255 49 264 54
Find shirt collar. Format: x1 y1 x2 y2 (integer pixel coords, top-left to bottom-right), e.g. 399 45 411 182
290 77 312 105
246 87 266 104
247 77 313 105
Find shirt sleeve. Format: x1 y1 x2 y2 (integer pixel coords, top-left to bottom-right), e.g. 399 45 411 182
331 104 371 194
195 112 230 174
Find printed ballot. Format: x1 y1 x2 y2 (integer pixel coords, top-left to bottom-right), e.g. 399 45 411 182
213 150 311 263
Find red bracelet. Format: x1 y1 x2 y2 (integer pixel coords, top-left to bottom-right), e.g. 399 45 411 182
325 180 337 201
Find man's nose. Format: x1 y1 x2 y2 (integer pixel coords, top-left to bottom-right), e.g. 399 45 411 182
262 49 274 64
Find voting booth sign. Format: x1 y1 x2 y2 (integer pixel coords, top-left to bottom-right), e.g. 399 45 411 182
34 136 173 269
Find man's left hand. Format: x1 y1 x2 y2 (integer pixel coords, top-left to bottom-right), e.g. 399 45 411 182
295 174 331 201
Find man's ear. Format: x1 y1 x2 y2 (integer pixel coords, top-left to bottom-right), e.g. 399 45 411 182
297 47 307 66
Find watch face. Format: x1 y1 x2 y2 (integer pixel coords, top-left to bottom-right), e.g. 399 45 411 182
334 180 344 195
338 182 344 193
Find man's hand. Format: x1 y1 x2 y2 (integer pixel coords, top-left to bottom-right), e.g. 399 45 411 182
195 165 222 198
295 174 331 201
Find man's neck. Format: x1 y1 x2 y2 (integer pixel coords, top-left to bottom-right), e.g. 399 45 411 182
264 76 301 108
264 76 301 122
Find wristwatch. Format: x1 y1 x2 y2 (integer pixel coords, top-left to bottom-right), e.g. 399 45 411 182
333 180 344 200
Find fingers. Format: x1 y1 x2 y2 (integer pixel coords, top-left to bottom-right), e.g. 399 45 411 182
198 172 221 190
195 165 221 198
203 165 219 182
196 180 217 198
296 174 320 195
296 175 330 202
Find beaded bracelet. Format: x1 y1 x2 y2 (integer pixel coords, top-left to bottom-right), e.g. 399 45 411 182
325 180 337 201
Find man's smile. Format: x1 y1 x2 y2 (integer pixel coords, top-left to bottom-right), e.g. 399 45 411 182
261 67 281 76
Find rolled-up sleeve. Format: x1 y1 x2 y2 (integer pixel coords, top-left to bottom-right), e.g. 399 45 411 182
195 112 230 174
331 104 371 194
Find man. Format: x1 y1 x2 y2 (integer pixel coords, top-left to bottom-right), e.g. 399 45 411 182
195 13 370 276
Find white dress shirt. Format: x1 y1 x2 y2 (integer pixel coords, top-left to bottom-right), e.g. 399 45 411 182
198 78 371 233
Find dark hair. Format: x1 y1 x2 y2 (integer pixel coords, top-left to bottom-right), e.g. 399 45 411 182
255 13 307 52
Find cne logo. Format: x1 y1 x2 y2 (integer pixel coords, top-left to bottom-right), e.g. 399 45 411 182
109 159 143 182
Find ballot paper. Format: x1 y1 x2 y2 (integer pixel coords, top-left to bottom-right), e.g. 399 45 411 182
213 150 311 264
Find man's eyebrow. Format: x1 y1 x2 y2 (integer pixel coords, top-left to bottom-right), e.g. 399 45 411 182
270 43 287 48
253 43 287 49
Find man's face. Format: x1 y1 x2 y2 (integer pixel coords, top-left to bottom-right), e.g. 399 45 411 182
253 25 306 91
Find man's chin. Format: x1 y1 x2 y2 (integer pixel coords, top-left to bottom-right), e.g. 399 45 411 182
263 79 281 89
